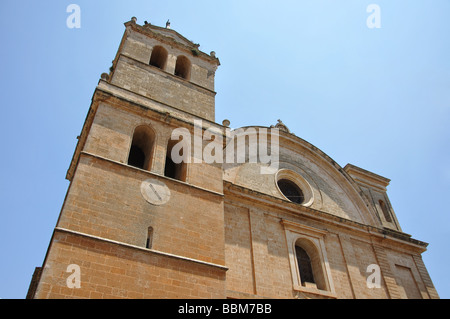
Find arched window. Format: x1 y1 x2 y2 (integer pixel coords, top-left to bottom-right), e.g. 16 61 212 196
149 46 168 70
127 125 155 171
295 246 315 285
128 145 145 169
379 200 392 222
295 238 327 290
174 55 191 80
164 139 187 182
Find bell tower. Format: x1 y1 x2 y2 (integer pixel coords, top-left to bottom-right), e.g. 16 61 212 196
28 18 227 299
108 17 219 122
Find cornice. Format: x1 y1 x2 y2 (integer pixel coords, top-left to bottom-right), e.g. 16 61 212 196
344 163 390 191
124 19 220 66
223 180 428 252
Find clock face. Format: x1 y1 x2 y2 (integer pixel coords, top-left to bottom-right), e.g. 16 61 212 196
140 178 171 206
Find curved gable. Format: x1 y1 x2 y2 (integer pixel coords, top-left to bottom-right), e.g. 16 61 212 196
223 126 381 227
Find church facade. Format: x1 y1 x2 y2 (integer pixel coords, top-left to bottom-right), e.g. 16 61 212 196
27 18 438 299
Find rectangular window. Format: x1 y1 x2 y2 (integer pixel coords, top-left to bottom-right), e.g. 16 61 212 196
146 227 153 249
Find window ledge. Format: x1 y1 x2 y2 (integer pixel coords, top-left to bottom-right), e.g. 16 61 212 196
79 151 224 197
293 285 337 299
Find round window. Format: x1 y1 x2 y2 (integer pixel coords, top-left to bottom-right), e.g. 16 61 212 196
275 169 314 207
277 179 304 204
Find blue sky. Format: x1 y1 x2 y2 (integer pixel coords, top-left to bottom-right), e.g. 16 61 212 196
0 1 448 299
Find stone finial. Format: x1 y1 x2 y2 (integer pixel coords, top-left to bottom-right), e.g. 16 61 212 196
272 119 290 133
210 51 216 58
100 73 109 81
222 119 230 127
131 17 137 23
